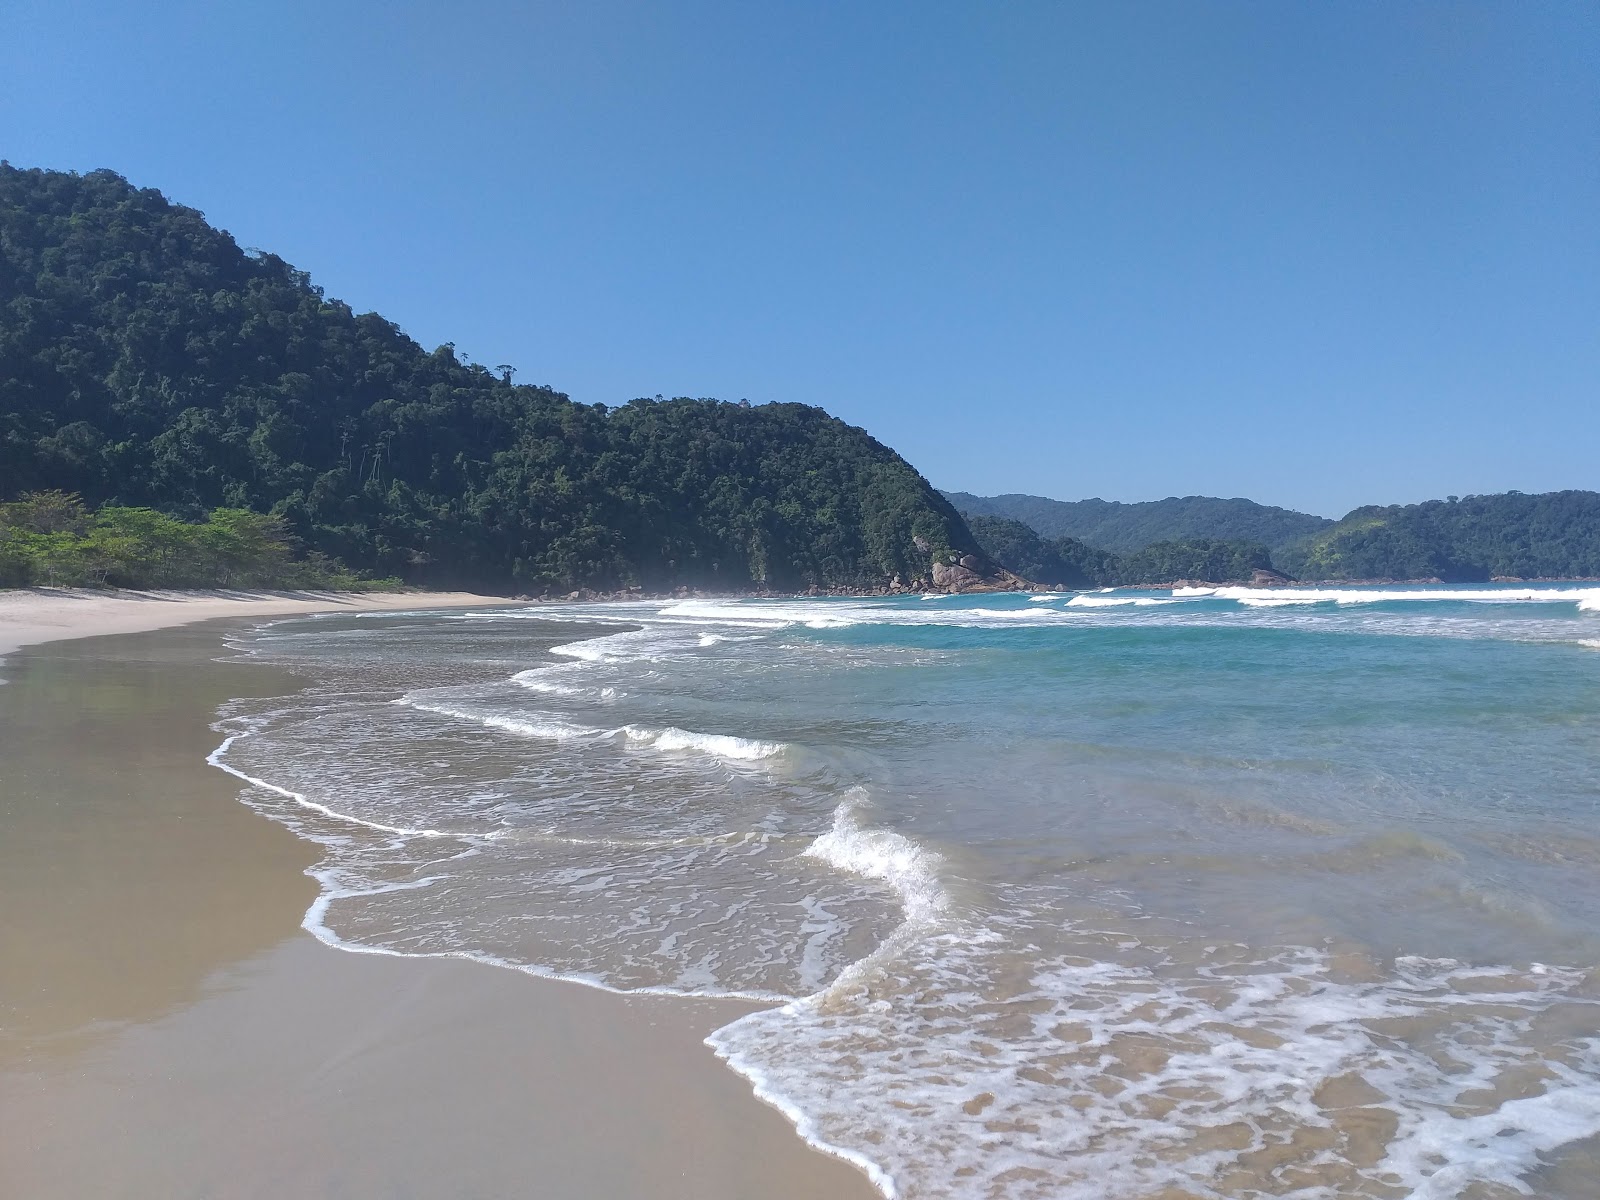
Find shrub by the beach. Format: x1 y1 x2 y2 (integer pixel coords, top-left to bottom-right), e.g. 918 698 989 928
0 492 395 590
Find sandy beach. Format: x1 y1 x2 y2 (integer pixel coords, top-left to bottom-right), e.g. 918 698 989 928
0 598 877 1200
0 587 523 658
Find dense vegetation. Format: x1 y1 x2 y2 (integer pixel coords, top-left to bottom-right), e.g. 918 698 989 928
961 516 1119 587
960 489 1600 583
0 490 390 589
1117 538 1273 585
1 165 977 593
1278 491 1600 582
945 492 1332 555
964 514 1273 586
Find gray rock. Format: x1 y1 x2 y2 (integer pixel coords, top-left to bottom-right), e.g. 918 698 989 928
932 560 983 591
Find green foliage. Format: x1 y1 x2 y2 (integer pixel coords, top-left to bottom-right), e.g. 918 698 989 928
965 513 1271 586
1 165 972 592
946 492 1332 555
962 515 1119 587
1116 538 1273 585
0 491 392 589
1279 491 1600 581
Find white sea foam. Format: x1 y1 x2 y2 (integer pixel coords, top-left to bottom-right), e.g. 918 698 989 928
657 598 1079 629
207 725 455 839
1065 594 1175 608
510 665 623 700
710 937 1600 1200
1201 585 1600 607
803 795 950 929
510 666 584 696
406 698 787 764
620 724 786 761
405 700 599 743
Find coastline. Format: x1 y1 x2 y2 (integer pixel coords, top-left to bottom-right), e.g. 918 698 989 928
0 614 878 1199
7 573 1587 655
0 587 522 659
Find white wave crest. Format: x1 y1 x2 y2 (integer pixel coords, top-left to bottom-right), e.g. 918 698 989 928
620 724 786 761
407 699 785 764
1203 585 1600 607
1065 594 1175 608
407 701 598 743
803 796 949 929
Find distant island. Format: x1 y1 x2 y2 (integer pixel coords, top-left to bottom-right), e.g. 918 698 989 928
3 165 1596 595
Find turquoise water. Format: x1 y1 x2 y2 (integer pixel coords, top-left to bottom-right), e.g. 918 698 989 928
213 584 1600 1198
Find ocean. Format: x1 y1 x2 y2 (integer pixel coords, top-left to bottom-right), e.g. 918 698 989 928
210 584 1600 1198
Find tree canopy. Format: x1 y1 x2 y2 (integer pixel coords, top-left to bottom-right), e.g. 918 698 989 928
963 514 1272 586
1278 491 1600 581
1 164 976 592
961 515 1119 587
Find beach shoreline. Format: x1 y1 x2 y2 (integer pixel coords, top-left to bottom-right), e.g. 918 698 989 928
0 614 878 1199
0 586 525 659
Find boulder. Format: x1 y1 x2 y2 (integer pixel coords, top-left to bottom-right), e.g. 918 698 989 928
931 560 984 591
1249 567 1293 586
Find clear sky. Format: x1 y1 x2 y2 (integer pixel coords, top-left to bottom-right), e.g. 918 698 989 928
5 1 1596 517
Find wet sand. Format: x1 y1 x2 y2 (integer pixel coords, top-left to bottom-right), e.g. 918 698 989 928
0 622 878 1200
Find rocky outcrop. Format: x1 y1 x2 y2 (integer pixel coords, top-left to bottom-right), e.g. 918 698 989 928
932 560 984 590
1249 567 1294 586
930 556 1031 594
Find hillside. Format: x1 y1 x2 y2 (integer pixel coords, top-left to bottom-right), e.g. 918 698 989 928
944 491 1333 555
963 514 1275 587
1279 491 1600 581
961 515 1119 588
0 165 983 593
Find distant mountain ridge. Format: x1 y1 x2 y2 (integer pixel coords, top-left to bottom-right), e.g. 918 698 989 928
942 492 1334 555
1278 491 1600 582
956 489 1600 583
961 513 1277 587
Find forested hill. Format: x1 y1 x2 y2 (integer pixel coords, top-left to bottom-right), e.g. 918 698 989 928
944 491 1333 555
1277 491 1600 582
0 165 981 593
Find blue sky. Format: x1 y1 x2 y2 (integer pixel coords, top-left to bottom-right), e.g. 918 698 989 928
5 1 1595 517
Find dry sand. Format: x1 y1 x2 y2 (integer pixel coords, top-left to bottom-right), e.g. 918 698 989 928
0 586 517 658
0 612 879 1200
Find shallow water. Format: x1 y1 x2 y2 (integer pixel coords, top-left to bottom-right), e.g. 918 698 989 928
212 584 1600 1198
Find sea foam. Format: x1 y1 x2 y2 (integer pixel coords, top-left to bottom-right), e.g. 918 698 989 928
1190 585 1600 607
1065 594 1175 608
